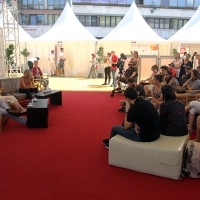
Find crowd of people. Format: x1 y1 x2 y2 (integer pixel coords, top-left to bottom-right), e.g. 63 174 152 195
103 51 200 148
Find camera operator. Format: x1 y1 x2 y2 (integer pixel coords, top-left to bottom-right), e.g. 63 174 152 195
115 58 138 91
117 53 127 76
110 51 118 87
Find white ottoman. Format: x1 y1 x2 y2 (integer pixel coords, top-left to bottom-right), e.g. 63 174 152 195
109 134 189 180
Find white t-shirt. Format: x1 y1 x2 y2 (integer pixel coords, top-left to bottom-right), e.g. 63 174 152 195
49 54 55 62
60 52 64 59
173 59 183 77
29 57 37 63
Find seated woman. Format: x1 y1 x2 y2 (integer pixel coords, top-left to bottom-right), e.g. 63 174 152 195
31 60 49 90
115 58 138 90
18 69 38 99
160 85 188 136
143 64 160 96
151 74 164 109
176 69 200 100
165 70 179 90
185 100 200 134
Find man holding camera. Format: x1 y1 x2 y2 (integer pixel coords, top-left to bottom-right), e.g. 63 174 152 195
115 58 138 91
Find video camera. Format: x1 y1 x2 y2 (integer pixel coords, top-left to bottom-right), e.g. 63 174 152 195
117 53 127 75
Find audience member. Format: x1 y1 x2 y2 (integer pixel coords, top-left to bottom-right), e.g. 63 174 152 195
172 52 182 80
165 70 179 90
179 54 192 78
110 51 118 87
102 52 111 85
118 77 145 112
168 63 176 77
160 85 188 136
179 66 192 86
195 116 200 142
102 87 160 148
18 69 38 99
28 57 39 70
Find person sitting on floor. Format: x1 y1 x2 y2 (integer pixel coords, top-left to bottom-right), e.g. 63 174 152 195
118 77 145 112
115 59 138 90
102 87 160 148
19 69 38 100
160 85 188 136
31 60 49 90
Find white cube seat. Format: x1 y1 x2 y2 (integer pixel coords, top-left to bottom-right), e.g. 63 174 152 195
109 134 189 180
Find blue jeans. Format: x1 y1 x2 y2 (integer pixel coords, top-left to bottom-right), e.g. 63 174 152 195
111 69 117 86
110 125 142 142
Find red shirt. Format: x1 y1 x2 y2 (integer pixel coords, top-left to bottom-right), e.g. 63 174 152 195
170 69 176 77
111 55 118 70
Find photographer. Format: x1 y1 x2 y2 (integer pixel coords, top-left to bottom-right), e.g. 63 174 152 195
115 58 138 91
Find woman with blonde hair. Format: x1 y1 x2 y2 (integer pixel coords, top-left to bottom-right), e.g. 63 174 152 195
18 69 38 99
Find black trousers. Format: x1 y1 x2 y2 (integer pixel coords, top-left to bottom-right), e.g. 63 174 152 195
104 67 111 84
19 88 38 99
28 61 33 70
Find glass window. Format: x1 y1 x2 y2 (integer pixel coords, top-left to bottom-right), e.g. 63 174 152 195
186 0 194 6
160 19 165 28
116 17 122 25
127 0 134 4
37 15 45 25
178 19 183 29
194 0 200 7
86 16 90 26
48 15 53 25
178 0 185 6
48 0 53 4
144 0 152 5
79 16 86 26
118 0 126 4
154 0 161 5
155 19 159 28
161 0 169 6
149 18 154 28
105 16 110 27
91 0 99 3
169 0 177 6
183 19 188 25
165 18 170 29
173 19 178 29
99 0 109 3
110 0 117 3
91 16 97 26
111 17 115 27
22 14 29 25
100 16 105 27
22 0 27 4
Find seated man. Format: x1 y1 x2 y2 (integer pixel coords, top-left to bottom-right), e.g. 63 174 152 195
103 87 160 148
31 60 49 90
115 59 138 90
168 63 176 77
179 66 192 86
118 77 145 112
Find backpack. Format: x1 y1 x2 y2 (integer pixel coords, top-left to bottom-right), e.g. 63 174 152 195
181 140 200 178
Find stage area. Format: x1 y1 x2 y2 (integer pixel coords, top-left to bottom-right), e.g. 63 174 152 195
48 76 113 91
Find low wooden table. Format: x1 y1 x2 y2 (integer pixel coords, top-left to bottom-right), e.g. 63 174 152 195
35 90 62 105
26 99 48 128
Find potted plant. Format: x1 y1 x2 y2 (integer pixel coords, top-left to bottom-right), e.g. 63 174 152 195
21 48 30 72
172 48 177 56
5 44 15 75
96 47 106 78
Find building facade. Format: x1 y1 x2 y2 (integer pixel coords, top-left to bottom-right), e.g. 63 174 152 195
0 0 200 39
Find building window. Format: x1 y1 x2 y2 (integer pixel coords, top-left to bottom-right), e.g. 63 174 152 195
29 14 45 25
47 14 60 25
48 0 68 9
186 0 194 6
23 0 45 9
22 14 29 25
169 0 177 6
100 16 105 27
194 0 200 7
161 0 169 6
106 16 110 27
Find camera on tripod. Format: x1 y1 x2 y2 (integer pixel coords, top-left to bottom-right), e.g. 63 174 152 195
117 53 127 75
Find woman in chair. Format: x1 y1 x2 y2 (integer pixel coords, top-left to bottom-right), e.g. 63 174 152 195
19 69 38 99
31 61 49 90
160 85 188 136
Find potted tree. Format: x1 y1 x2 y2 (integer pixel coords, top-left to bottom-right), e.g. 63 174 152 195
21 48 30 72
5 44 15 76
96 47 106 78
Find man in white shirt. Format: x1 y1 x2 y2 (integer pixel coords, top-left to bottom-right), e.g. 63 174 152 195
48 50 56 76
28 57 39 70
58 48 66 76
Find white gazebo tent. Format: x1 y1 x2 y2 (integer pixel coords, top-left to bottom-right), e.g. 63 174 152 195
30 2 97 76
99 1 167 56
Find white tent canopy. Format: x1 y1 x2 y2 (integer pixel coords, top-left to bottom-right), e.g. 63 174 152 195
0 11 34 42
168 6 200 43
35 2 96 43
100 1 165 44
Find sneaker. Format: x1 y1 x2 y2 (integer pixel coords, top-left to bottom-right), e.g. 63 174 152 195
105 143 109 149
102 83 107 85
118 107 125 112
115 87 122 91
102 139 109 145
8 110 22 117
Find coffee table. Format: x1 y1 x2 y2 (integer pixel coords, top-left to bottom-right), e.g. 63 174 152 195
26 99 48 128
35 90 62 105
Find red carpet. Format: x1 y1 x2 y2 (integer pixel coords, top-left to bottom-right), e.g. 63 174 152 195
0 91 199 200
